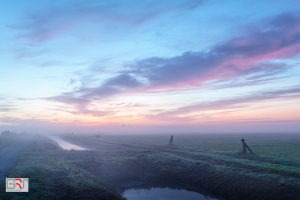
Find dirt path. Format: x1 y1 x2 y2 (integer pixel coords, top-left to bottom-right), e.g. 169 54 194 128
0 134 36 183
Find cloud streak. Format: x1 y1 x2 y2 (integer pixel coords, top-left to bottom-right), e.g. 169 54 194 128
0 117 52 126
11 0 202 44
148 86 300 119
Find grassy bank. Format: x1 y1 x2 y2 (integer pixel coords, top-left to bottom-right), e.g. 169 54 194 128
0 136 125 200
1 133 300 200
60 133 300 200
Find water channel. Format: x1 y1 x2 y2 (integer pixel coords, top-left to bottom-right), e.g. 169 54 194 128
122 182 220 200
48 135 86 150
123 187 219 200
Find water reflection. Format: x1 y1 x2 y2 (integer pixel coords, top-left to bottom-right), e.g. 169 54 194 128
123 187 219 200
48 135 86 150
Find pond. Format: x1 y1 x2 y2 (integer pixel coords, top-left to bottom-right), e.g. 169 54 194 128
48 135 86 150
122 182 219 200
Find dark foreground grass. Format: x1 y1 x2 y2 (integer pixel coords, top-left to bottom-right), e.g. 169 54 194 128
1 133 300 200
0 137 125 200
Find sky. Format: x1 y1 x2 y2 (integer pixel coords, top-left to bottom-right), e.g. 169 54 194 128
0 0 299 134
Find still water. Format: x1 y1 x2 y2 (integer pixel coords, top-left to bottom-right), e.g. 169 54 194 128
123 187 219 200
48 135 86 150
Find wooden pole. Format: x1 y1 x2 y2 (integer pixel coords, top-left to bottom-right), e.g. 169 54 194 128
169 135 173 145
241 138 246 153
244 142 254 154
241 138 254 154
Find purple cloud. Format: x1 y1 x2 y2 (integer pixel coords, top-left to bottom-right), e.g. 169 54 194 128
45 73 144 116
45 14 300 116
127 14 300 89
79 73 144 99
150 86 300 118
48 74 143 103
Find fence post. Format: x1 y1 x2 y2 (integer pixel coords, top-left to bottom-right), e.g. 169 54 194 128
241 138 254 154
168 135 173 145
241 138 246 153
245 143 254 154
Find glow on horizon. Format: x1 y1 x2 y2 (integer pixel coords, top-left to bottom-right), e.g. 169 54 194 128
0 0 299 134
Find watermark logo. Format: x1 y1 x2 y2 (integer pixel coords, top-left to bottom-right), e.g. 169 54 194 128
6 178 29 192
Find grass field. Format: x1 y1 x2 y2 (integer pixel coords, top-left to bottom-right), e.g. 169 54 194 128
1 133 300 200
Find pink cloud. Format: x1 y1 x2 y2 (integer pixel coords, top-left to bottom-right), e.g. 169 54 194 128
146 86 300 120
44 14 300 119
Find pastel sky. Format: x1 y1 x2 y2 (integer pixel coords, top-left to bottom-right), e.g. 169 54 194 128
0 0 299 134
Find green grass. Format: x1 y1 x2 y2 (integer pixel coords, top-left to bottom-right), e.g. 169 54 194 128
0 139 125 200
60 133 300 199
1 133 300 200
